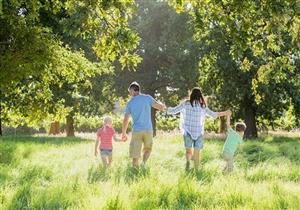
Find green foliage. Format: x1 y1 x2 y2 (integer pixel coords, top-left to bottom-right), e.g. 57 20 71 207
156 115 179 131
205 118 220 133
170 0 300 138
74 114 131 133
157 115 219 132
113 0 200 108
0 0 141 129
274 105 297 131
103 195 125 210
72 114 219 133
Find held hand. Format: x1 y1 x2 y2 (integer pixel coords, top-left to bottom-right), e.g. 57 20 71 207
122 133 128 142
226 110 232 116
94 151 98 157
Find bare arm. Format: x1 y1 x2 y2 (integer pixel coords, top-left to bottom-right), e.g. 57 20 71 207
226 112 232 129
94 137 100 156
216 110 231 117
152 102 166 111
113 134 122 142
121 113 130 141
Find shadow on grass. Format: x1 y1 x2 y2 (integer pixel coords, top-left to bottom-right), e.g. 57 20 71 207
239 138 300 165
7 184 32 210
0 143 18 165
277 142 300 163
124 165 150 184
88 164 111 183
240 143 278 165
185 167 218 183
0 135 87 146
19 165 53 185
267 136 300 143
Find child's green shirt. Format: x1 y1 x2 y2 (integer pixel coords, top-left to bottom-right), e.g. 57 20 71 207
222 128 243 156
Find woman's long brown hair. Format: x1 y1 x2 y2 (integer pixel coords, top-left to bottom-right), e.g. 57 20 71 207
189 87 206 108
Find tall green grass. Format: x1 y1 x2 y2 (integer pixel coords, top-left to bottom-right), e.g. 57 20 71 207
0 135 300 209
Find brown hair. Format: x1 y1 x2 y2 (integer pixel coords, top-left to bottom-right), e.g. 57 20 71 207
235 123 246 132
189 87 206 108
128 81 140 92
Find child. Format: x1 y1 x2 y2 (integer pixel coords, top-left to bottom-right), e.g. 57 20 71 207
167 87 231 171
94 116 123 167
222 112 246 173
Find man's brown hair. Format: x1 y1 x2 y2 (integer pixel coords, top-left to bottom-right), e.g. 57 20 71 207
128 81 140 92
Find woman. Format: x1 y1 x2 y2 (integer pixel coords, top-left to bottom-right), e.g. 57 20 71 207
167 87 230 171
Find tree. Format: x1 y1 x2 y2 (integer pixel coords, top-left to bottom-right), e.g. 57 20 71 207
0 0 141 135
113 0 201 134
173 0 300 138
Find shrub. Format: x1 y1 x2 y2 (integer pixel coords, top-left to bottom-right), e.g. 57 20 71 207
74 114 131 133
156 115 179 131
205 118 219 132
156 115 219 132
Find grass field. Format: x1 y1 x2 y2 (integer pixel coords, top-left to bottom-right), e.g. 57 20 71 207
1 134 300 210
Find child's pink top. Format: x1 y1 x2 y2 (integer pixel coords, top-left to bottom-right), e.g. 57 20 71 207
96 126 116 150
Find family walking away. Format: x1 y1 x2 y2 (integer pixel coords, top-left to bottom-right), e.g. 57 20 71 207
94 82 246 173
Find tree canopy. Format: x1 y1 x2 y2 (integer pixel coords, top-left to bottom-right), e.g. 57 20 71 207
0 0 141 132
172 0 300 138
1 0 299 137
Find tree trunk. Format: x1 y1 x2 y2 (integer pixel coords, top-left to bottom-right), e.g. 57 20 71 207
151 108 157 137
66 114 75 137
0 116 2 136
244 103 258 139
271 122 275 131
0 104 2 136
0 92 2 136
219 116 227 133
49 121 60 135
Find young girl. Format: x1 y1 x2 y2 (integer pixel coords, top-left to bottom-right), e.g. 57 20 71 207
167 87 231 171
94 116 123 167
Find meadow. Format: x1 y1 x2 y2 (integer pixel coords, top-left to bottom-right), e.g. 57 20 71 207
1 134 300 210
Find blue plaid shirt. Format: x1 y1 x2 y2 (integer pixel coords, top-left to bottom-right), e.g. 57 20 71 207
167 100 218 139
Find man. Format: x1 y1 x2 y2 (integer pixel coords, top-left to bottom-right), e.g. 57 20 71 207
122 81 166 168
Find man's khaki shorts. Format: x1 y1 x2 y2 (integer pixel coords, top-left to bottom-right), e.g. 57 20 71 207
129 131 153 158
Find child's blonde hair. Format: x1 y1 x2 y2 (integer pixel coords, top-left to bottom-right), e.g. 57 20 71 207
103 116 113 125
